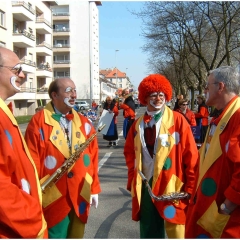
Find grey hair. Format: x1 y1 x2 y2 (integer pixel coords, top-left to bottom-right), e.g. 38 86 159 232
209 66 240 95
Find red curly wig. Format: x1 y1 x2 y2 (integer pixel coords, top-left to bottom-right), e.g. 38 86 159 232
138 74 172 106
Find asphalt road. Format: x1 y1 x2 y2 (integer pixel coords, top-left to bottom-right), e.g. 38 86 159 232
19 106 147 239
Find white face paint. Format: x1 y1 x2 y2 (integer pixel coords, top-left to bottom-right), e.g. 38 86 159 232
10 76 21 91
64 97 75 108
205 92 209 102
150 99 165 109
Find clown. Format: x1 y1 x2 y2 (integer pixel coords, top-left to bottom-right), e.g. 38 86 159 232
124 74 199 238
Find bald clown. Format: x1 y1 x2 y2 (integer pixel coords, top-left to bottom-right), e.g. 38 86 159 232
124 74 199 238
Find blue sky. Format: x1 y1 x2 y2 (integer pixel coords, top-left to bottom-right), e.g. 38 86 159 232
98 1 149 89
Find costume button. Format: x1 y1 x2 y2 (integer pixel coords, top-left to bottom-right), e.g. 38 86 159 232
68 172 74 178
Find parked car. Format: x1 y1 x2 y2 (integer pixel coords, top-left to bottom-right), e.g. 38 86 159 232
75 100 90 110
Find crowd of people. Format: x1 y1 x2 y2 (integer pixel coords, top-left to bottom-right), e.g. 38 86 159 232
1 46 240 239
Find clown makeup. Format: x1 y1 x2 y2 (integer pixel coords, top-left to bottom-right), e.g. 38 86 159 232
65 86 76 94
64 86 76 107
10 76 21 91
64 97 75 108
149 92 165 109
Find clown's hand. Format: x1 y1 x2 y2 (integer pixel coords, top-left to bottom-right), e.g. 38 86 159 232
90 194 98 209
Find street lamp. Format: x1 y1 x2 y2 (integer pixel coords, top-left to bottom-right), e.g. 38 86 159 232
115 50 119 88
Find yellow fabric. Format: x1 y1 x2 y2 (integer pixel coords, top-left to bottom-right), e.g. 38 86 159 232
44 102 86 159
68 210 85 238
0 98 47 238
197 97 240 189
165 221 185 238
80 172 93 202
197 200 230 238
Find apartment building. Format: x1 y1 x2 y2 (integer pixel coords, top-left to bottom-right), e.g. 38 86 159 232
51 1 101 104
0 1 56 116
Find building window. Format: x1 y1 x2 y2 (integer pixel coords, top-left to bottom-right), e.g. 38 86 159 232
0 10 5 27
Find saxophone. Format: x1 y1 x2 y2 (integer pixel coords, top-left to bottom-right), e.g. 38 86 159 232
41 124 106 193
138 170 190 201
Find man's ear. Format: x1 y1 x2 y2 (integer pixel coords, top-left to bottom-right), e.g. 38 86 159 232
51 92 58 99
219 82 225 92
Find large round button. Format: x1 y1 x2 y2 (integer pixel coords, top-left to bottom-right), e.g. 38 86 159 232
68 172 74 178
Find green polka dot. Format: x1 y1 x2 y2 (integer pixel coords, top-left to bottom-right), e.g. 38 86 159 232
163 157 172 170
83 154 90 167
201 178 217 196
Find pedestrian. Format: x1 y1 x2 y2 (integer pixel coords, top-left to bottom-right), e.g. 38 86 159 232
124 74 199 238
0 47 47 238
173 94 183 111
102 96 119 146
92 100 97 110
24 77 101 238
194 94 209 144
185 66 240 238
120 88 135 139
176 98 197 126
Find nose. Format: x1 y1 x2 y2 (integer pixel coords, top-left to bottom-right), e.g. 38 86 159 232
18 70 25 78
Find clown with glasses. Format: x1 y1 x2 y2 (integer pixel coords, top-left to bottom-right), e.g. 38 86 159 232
124 74 199 239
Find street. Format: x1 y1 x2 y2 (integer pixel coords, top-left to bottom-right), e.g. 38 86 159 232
19 106 146 239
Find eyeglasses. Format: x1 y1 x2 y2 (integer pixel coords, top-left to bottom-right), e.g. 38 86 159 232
149 92 165 99
0 63 22 76
204 82 218 90
181 104 188 106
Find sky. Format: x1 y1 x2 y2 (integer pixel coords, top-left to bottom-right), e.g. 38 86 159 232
98 1 149 90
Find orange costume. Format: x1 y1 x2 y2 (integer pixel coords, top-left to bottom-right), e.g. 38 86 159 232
124 106 199 237
0 99 47 238
176 108 196 126
186 96 240 238
24 102 101 230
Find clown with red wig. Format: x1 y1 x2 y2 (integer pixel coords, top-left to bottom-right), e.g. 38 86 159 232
124 74 199 238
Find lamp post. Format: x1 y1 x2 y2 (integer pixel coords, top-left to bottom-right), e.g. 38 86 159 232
115 49 119 88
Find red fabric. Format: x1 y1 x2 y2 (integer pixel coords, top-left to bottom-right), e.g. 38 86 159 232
176 108 197 126
120 103 135 119
124 109 199 225
195 106 209 126
25 105 101 228
186 96 240 238
0 107 45 238
144 125 156 158
65 113 74 121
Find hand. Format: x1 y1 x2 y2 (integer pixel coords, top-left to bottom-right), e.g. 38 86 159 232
90 194 98 209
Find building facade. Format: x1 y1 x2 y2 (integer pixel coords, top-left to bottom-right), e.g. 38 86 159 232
51 0 101 105
0 0 101 116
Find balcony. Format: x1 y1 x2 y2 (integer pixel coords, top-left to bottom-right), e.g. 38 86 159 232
36 41 52 56
35 17 52 34
53 60 70 68
12 1 35 21
52 12 70 21
36 64 53 78
12 87 36 100
12 30 35 48
53 43 70 52
53 28 70 37
20 57 36 73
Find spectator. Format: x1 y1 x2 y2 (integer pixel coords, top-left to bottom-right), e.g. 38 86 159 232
120 88 135 139
194 94 209 144
186 66 240 238
102 96 119 146
124 74 199 238
176 99 196 126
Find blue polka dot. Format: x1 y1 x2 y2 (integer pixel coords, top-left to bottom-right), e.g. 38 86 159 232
4 130 12 147
197 234 209 238
79 201 87 215
163 205 176 219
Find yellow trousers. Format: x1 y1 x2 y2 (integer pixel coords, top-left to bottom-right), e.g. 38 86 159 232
165 221 185 239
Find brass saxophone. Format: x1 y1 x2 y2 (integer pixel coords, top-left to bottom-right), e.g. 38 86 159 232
138 170 190 201
41 124 106 193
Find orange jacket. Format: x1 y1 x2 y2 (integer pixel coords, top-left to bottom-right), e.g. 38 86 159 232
195 105 209 126
176 108 196 126
120 103 135 119
25 102 101 229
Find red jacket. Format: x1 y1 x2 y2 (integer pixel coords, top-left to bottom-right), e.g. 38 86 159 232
176 108 197 126
195 105 209 126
